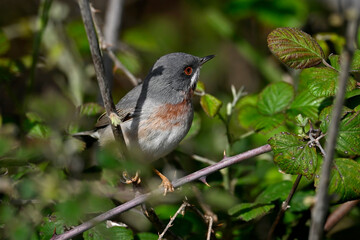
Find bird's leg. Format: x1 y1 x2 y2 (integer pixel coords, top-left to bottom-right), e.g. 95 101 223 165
153 168 174 195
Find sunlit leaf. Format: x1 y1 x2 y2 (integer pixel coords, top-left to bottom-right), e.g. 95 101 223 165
195 81 205 93
228 203 275 221
257 82 294 115
200 93 223 117
301 67 357 97
268 28 325 69
315 158 360 202
288 90 323 121
269 133 318 179
238 105 285 134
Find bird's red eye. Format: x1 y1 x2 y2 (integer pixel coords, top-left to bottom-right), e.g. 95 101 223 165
184 66 193 76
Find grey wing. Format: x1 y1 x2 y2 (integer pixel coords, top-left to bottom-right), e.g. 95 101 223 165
94 84 144 129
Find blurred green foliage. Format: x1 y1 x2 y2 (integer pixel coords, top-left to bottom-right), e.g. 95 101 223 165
1 0 360 239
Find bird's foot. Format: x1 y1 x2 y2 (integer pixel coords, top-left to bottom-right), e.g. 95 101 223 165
153 169 174 196
122 171 141 185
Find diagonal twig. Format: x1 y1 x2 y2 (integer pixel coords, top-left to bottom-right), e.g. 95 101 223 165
267 174 302 240
158 202 189 240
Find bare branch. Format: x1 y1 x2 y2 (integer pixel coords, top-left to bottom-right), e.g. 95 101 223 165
90 3 140 86
108 50 140 86
267 175 302 240
51 144 272 240
206 215 214 240
324 199 360 232
158 202 189 240
78 0 123 143
308 10 359 240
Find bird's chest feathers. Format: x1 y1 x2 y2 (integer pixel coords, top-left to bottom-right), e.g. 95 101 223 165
123 97 193 159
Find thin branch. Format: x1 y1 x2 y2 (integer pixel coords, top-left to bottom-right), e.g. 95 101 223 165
90 4 140 86
324 199 360 232
51 144 272 240
158 202 189 240
78 0 123 143
108 50 140 86
206 215 214 240
308 11 359 240
267 174 302 240
191 154 217 165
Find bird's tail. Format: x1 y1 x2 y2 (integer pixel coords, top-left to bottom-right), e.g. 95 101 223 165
72 130 100 148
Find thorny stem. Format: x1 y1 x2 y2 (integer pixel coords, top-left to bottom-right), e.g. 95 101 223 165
308 10 359 240
158 202 190 240
51 144 272 240
267 174 302 240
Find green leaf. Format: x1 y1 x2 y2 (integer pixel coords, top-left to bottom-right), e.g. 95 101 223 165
200 93 223 117
267 28 325 69
328 50 360 72
255 181 293 204
39 215 66 240
288 90 323 121
80 103 104 116
136 232 158 240
269 133 318 179
289 190 315 212
329 54 340 71
238 105 285 134
83 222 133 240
228 203 275 221
350 49 360 71
301 67 357 97
257 82 294 115
320 108 360 155
195 81 205 93
315 158 360 202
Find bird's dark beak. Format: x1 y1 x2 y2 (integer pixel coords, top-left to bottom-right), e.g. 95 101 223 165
200 55 215 66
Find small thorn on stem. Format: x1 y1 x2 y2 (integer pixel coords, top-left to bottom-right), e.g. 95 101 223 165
199 176 211 187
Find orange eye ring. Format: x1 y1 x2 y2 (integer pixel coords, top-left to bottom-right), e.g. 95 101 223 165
184 66 193 76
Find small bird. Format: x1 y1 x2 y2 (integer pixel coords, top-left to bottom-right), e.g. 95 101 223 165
74 52 215 192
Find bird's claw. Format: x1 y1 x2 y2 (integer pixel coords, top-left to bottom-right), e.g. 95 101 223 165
153 169 174 196
122 171 141 185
